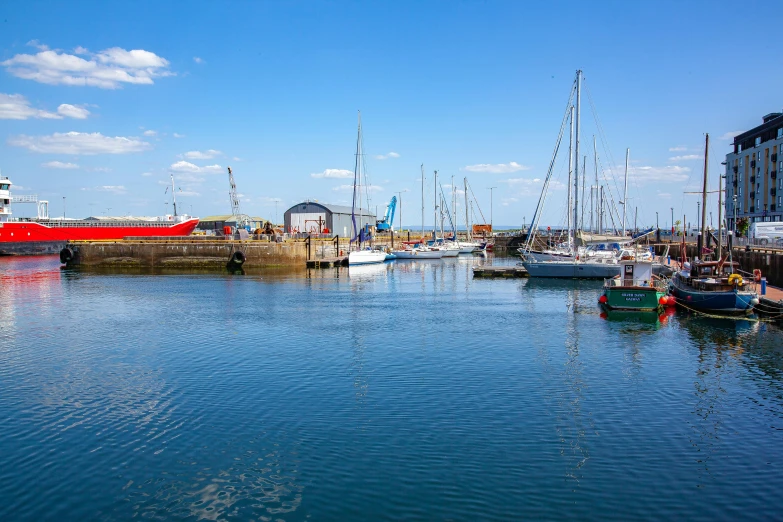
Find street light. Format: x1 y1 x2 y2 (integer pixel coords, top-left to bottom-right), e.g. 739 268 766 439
396 189 408 232
670 207 674 236
697 201 700 232
488 187 497 233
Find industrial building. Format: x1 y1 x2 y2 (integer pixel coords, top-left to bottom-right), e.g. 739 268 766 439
725 113 783 231
283 201 376 236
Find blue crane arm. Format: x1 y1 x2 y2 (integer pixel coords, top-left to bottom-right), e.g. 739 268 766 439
385 196 397 225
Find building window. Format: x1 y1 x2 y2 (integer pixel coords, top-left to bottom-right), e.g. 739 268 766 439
758 151 762 160
756 137 762 147
739 187 743 196
740 157 744 167
757 199 760 208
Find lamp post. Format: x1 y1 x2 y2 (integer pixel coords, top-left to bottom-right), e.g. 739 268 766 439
396 190 408 232
670 207 674 236
63 196 66 219
697 201 700 232
488 187 497 233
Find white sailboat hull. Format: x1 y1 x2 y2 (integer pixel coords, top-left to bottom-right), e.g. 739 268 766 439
522 260 621 279
392 249 445 259
348 250 387 265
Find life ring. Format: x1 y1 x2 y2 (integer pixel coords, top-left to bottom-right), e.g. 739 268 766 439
728 273 743 286
230 251 246 265
753 269 762 282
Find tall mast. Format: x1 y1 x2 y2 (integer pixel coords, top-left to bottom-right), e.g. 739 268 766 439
433 170 438 238
421 164 425 241
717 162 723 260
593 135 598 233
351 111 363 246
581 155 586 230
701 133 709 243
464 177 470 241
452 174 456 235
567 105 574 248
573 69 582 242
622 148 629 236
170 172 178 216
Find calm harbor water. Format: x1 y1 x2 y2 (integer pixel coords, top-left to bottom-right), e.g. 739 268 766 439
1 254 783 520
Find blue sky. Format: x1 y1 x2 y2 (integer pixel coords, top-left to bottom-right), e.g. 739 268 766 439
1 0 781 229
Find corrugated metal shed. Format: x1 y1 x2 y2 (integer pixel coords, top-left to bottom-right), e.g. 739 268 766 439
283 201 376 236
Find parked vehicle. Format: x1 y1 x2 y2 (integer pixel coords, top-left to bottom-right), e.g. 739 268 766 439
749 222 783 246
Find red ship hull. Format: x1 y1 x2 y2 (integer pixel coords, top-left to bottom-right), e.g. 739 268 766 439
0 218 199 255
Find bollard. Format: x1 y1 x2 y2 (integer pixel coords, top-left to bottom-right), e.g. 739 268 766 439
667 255 671 265
761 277 767 296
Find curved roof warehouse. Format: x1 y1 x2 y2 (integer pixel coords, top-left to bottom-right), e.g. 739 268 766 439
284 201 376 236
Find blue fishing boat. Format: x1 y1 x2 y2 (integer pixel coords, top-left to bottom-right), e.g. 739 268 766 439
669 260 759 315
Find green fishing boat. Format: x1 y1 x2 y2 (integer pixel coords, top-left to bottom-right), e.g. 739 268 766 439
599 260 670 312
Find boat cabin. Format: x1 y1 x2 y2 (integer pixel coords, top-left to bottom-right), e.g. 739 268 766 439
606 261 662 289
681 260 749 291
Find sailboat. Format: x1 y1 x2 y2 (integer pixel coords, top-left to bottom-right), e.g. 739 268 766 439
348 112 386 266
392 165 444 259
457 177 483 253
668 133 759 314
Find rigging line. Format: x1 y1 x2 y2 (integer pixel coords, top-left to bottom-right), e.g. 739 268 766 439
595 153 622 233
525 82 576 251
583 81 624 203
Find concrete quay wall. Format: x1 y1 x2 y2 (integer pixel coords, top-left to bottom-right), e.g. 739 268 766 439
65 240 311 268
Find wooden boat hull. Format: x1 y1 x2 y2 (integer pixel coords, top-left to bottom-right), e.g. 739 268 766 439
669 276 758 315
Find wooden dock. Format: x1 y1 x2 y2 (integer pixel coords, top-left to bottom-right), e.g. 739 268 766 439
306 256 348 268
472 265 529 278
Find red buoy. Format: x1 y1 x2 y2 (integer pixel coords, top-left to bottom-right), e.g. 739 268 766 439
659 296 667 305
667 296 676 306
599 295 608 304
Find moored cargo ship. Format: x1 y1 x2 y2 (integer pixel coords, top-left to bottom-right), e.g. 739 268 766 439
0 176 199 256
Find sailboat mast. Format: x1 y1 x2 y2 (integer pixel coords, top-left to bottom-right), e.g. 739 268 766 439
573 69 582 243
717 162 723 260
581 155 586 230
701 133 709 243
567 105 574 248
464 177 470 241
622 148 629 236
351 111 362 247
433 170 438 238
593 135 598 233
170 172 178 216
421 164 425 242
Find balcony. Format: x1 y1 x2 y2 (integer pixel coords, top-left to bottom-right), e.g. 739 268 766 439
750 176 756 184
732 179 738 187
751 160 757 168
773 205 778 212
772 188 777 197
733 166 739 173
750 207 756 213
773 171 778 180
773 153 778 162
750 191 756 199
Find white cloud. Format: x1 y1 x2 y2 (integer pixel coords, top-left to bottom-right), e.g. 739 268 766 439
311 168 353 179
1 45 173 89
463 161 531 174
0 93 89 120
657 192 672 199
141 172 153 176
668 154 703 161
173 133 185 138
668 146 687 152
719 131 742 141
502 177 542 185
332 184 383 192
26 40 49 51
611 165 691 183
42 160 79 169
56 103 90 119
9 131 152 155
142 129 157 136
193 57 204 64
169 161 222 173
90 167 112 173
183 149 222 160
375 152 400 160
501 197 519 207
232 156 241 161
81 185 127 194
